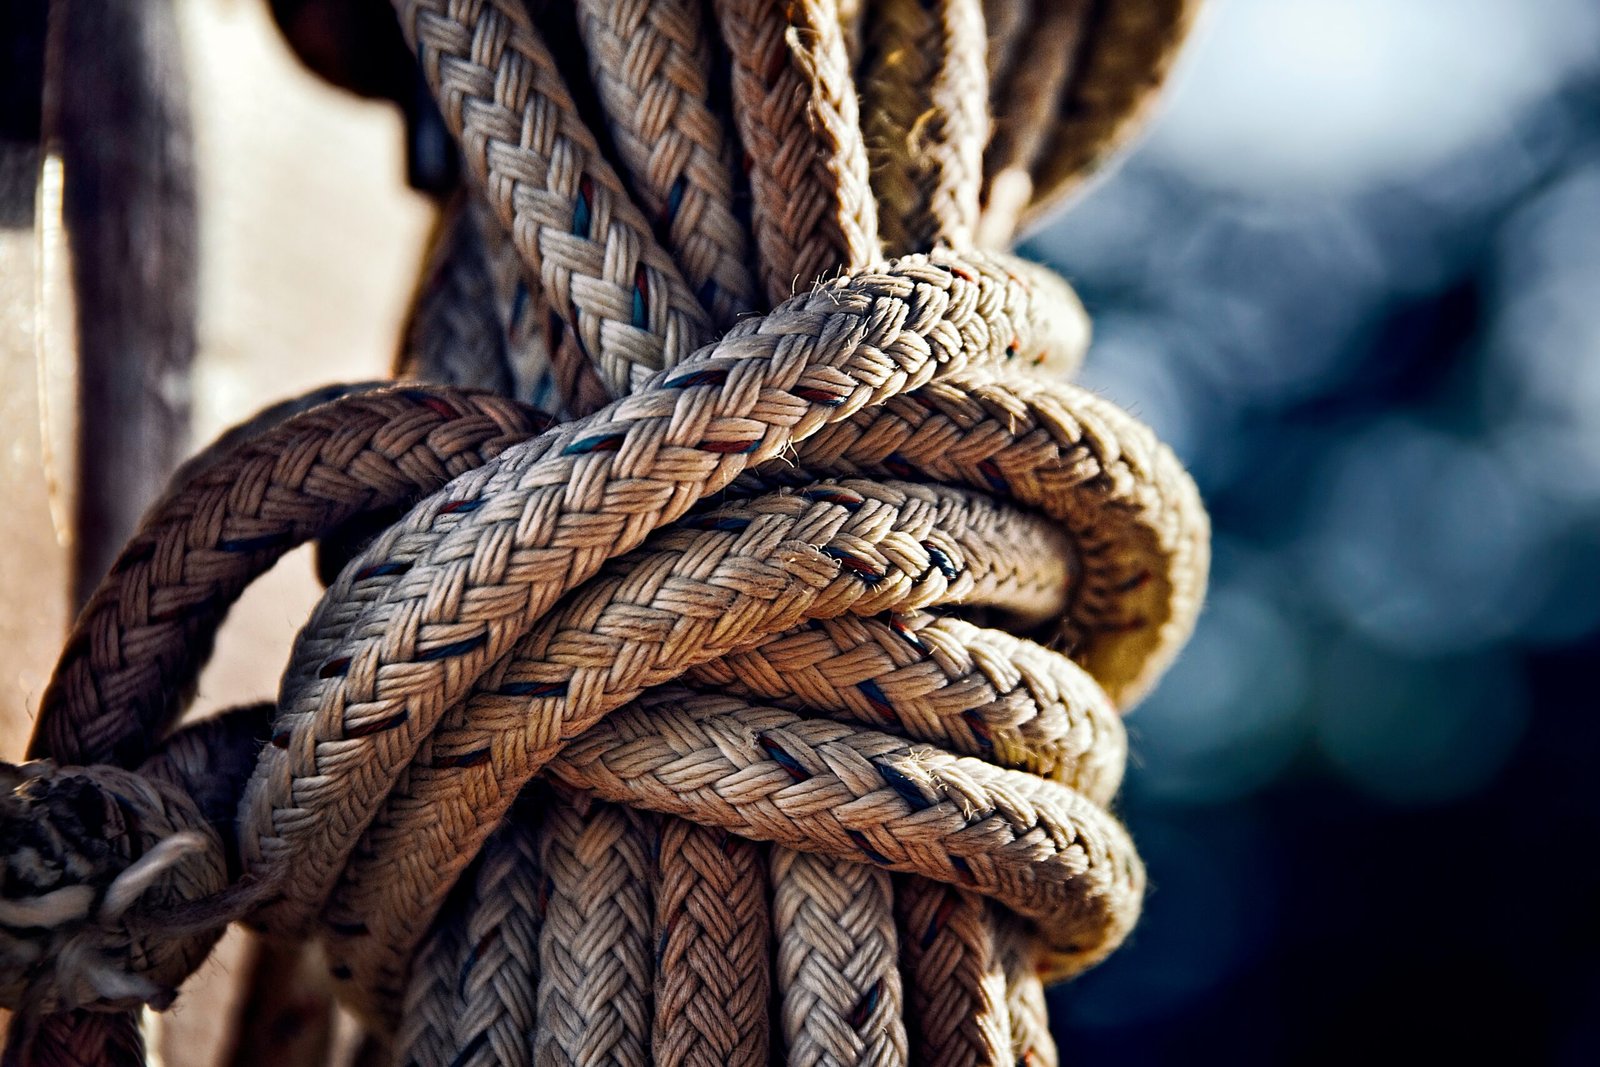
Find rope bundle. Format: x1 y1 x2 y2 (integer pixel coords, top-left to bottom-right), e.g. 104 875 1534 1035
1 1 1205 1064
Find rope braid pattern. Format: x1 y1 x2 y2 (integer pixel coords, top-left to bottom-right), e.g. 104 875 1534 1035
574 0 758 330
861 0 988 251
1 3 1207 1064
652 821 770 1066
713 1 911 1054
536 790 657 1067
716 0 881 306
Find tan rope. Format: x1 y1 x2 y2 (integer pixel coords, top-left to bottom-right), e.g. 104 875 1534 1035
575 0 758 331
393 857 472 1066
395 0 715 392
243 251 1087 927
773 848 907 1065
319 471 1079 1015
28 388 549 769
714 2 911 1051
978 0 1093 248
652 821 770 1066
896 881 1011 1066
861 0 988 251
1024 0 1203 226
715 0 881 306
1 3 1212 1062
998 914 1058 1067
535 789 656 1067
549 688 1141 978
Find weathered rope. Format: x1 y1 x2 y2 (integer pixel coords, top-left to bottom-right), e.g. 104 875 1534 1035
2 3 1208 1064
716 0 881 306
575 0 758 330
861 0 988 251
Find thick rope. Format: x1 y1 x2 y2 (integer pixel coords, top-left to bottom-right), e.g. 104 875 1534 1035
716 0 881 306
2 3 1209 1063
575 0 758 331
535 789 657 1066
397 0 715 391
896 881 1011 1065
651 821 770 1066
861 0 988 251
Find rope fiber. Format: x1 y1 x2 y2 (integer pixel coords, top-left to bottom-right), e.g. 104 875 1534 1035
0 2 1206 1064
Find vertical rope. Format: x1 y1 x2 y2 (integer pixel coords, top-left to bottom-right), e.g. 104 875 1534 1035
534 790 657 1067
714 0 880 306
998 917 1059 1067
575 0 758 331
651 822 770 1066
896 882 1011 1066
977 0 1092 247
451 806 546 1067
773 849 909 1066
860 0 988 251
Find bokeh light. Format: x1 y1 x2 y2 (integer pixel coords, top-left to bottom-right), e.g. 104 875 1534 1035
1033 0 1600 1060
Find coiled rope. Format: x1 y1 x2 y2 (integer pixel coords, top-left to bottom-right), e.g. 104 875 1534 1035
1 1 1205 1064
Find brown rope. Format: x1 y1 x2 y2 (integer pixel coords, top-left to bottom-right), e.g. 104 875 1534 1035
1 3 1211 1063
396 0 715 391
715 0 881 306
652 821 770 1066
1024 0 1203 227
772 848 907 1064
535 789 657 1066
575 0 758 331
978 0 1093 247
896 881 1011 1066
861 0 988 251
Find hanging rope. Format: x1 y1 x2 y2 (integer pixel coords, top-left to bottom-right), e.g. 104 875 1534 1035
1 1 1206 1064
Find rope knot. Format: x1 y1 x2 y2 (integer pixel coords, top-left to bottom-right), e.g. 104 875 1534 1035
0 761 225 1016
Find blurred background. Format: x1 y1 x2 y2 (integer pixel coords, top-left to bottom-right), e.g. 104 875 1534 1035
1034 0 1600 1061
3 0 1598 1063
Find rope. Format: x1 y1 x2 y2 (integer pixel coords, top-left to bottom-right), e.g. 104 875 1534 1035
575 0 758 331
861 0 988 251
1 2 1209 1063
536 789 657 1066
716 0 881 306
652 821 770 1066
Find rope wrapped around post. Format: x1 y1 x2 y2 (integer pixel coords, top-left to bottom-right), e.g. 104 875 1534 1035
2 0 1207 1064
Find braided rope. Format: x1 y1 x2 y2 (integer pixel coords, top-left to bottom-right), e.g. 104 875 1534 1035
28 389 550 769
1024 0 1203 226
2 3 1210 1063
715 3 913 1050
242 252 1084 927
896 880 1010 1066
861 0 988 251
575 0 758 331
997 915 1057 1067
652 821 770 1066
715 0 881 306
395 0 715 392
535 790 657 1066
773 848 907 1065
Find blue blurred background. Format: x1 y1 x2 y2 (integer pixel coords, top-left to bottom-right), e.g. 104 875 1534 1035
1030 1 1600 1061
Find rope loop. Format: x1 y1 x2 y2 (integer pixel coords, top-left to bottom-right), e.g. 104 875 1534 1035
6 1 1208 1061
